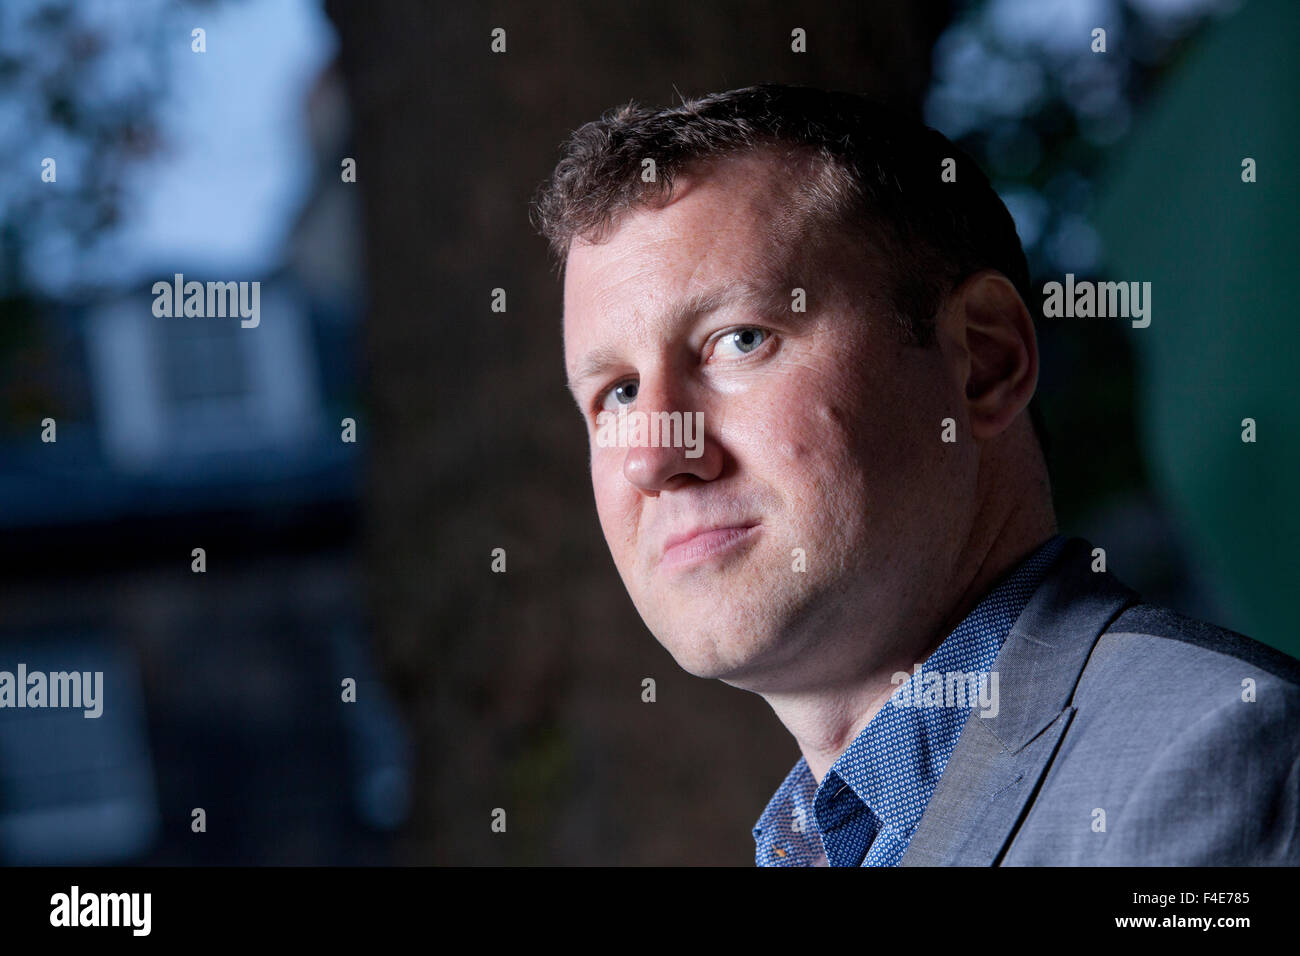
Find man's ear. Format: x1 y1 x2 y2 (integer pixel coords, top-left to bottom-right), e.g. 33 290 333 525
940 270 1038 441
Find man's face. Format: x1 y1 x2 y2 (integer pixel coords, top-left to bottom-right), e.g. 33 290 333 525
562 151 976 692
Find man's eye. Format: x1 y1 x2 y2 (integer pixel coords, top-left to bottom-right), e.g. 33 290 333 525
598 380 638 412
713 328 768 359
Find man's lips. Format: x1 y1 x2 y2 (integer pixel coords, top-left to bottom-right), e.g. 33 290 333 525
660 523 761 570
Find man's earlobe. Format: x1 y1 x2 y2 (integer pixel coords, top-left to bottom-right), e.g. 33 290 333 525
956 271 1038 441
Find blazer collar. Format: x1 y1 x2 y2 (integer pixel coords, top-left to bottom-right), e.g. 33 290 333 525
900 536 1138 866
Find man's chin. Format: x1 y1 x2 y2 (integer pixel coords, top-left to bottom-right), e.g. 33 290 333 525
655 631 776 684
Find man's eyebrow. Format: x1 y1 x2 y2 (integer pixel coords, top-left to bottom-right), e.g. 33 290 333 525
566 282 788 396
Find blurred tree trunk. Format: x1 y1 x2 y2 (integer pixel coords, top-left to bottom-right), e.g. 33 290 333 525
324 0 952 864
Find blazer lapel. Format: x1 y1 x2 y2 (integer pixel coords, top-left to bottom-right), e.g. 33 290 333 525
900 537 1137 866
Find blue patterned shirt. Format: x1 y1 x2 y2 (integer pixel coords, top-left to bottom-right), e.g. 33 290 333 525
753 535 1067 866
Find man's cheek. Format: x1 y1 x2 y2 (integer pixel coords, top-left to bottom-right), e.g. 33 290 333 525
592 472 636 550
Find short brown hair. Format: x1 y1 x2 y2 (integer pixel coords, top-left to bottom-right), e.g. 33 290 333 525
531 83 1032 348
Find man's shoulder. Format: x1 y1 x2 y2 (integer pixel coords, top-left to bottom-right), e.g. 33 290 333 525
1077 599 1300 706
1003 598 1300 865
1024 535 1300 698
1063 595 1300 754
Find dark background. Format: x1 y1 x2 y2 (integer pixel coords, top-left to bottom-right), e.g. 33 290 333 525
0 0 1294 865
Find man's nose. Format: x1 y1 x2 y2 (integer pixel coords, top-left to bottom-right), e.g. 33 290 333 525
621 378 722 493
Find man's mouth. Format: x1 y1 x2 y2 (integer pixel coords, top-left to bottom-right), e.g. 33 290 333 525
659 523 761 571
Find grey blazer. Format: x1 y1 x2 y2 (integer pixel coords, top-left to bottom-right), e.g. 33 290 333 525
900 536 1300 866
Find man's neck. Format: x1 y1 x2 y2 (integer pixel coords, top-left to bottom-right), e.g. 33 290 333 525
761 502 1058 785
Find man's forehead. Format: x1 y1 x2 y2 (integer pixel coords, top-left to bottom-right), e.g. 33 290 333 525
563 225 794 353
564 176 803 313
566 148 808 276
560 148 854 385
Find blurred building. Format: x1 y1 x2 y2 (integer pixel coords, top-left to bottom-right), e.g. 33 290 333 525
0 58 410 864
